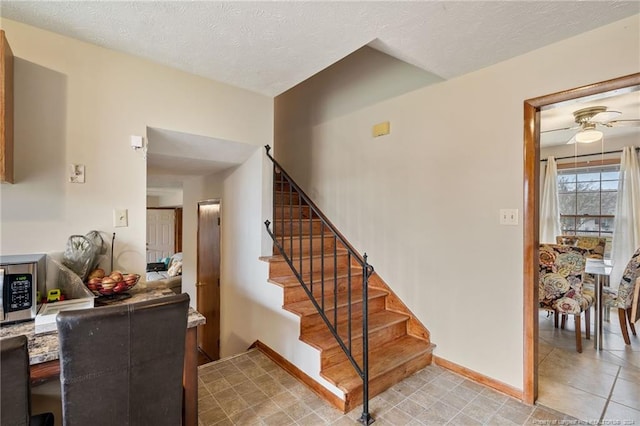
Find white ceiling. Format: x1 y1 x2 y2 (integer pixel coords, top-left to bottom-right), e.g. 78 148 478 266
3 1 639 188
3 1 639 97
146 127 258 189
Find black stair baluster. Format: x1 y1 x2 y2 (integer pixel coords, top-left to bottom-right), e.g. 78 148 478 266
348 253 352 354
359 254 372 425
281 171 285 252
289 180 293 260
309 211 313 296
272 163 277 249
298 191 302 276
334 235 338 331
321 222 325 312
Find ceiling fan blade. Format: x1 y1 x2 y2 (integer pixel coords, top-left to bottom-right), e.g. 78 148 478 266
603 119 640 127
565 134 577 145
541 125 580 134
591 110 621 123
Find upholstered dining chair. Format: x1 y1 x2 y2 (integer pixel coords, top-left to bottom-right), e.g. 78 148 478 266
1 335 55 426
539 244 593 353
556 235 608 292
631 277 640 330
602 247 640 345
555 235 607 259
56 293 190 426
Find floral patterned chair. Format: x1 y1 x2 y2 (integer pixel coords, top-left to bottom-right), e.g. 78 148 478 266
555 235 607 259
539 244 593 352
602 247 640 345
556 235 608 292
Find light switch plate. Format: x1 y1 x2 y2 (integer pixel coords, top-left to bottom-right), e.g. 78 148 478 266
499 208 519 225
113 209 128 227
69 164 85 183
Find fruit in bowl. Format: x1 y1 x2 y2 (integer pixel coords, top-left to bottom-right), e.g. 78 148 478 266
85 269 140 296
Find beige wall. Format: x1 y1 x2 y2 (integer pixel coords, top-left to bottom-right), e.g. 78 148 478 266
0 19 273 282
275 15 640 390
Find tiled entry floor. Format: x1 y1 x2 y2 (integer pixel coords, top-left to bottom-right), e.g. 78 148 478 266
537 310 640 423
197 349 574 425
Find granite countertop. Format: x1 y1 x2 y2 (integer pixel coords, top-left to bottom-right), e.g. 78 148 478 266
0 288 205 365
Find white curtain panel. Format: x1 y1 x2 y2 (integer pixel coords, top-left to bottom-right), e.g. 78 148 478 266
540 156 562 244
611 146 640 286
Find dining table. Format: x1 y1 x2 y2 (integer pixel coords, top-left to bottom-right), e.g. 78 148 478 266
0 287 206 426
585 258 612 350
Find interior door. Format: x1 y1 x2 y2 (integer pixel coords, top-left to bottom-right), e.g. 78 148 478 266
146 209 176 262
196 200 221 361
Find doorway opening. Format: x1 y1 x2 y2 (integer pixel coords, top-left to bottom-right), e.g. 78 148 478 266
523 73 640 404
146 207 183 262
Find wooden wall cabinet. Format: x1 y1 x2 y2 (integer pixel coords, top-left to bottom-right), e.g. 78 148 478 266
1 29 14 183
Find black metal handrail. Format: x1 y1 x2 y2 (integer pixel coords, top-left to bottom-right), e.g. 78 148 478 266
264 145 374 425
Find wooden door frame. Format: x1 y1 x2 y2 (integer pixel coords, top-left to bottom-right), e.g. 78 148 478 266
522 72 640 404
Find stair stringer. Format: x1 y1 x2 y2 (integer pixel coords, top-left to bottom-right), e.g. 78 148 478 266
367 271 432 342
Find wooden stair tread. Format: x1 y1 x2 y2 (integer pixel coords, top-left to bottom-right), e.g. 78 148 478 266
268 270 363 288
267 249 350 263
284 288 388 317
301 310 409 350
274 217 323 223
321 335 434 392
271 230 336 239
271 233 335 241
274 190 304 196
272 219 329 233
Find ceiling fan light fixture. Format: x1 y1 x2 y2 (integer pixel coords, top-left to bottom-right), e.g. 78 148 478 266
575 129 603 143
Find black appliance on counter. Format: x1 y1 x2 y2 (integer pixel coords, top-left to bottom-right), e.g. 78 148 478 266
0 254 46 325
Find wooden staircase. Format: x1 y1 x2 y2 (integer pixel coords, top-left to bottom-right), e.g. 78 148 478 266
263 158 435 414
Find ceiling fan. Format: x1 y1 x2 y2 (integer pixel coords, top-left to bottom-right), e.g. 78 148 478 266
542 105 640 144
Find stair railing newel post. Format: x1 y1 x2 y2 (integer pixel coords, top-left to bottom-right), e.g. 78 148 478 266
263 146 374 424
359 253 373 425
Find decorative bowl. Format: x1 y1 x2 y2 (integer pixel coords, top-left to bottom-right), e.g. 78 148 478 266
85 273 140 297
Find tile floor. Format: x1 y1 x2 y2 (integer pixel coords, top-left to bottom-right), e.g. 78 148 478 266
197 349 574 425
31 310 639 425
537 309 640 423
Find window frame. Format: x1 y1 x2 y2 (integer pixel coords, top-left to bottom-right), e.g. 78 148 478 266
556 158 620 238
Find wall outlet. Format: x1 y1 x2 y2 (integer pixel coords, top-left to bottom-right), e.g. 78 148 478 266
113 209 128 227
499 208 519 225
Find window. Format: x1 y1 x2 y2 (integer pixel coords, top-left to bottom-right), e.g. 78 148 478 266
557 165 619 237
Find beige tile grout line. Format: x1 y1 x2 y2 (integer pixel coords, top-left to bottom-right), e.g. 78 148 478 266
600 365 621 424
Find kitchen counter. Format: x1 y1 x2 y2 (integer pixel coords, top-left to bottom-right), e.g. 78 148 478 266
0 287 205 365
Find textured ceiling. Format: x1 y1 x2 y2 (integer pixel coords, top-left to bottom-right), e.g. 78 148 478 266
2 1 639 97
3 1 639 189
146 127 258 189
